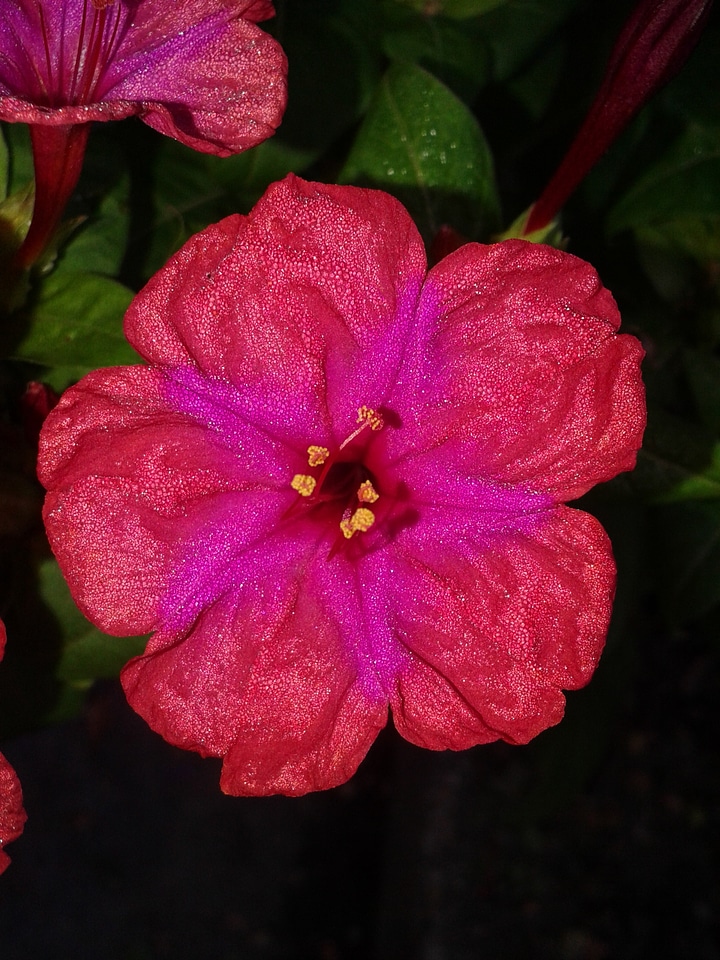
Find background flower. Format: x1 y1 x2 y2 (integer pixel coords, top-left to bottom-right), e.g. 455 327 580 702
39 176 645 797
0 0 287 269
0 620 26 875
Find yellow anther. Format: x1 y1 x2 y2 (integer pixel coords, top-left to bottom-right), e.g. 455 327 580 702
357 406 384 431
357 480 379 504
291 474 316 497
307 445 329 467
340 507 376 539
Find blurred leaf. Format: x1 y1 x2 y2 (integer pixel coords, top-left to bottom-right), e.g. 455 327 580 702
13 271 138 376
507 40 564 121
655 500 720 622
628 406 720 502
59 176 130 276
381 2 492 100
209 137 316 202
608 123 720 262
662 21 720 127
393 0 508 21
341 62 500 240
38 557 146 683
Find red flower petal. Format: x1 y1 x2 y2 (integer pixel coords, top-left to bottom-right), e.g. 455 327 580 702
413 239 645 501
39 365 300 634
124 177 428 436
122 541 387 797
387 507 614 748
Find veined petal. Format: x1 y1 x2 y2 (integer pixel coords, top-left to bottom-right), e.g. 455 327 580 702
411 240 645 501
124 177 429 439
0 0 286 155
122 537 388 796
39 365 295 634
386 507 615 748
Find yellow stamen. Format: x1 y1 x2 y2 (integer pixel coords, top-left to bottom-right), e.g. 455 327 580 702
340 507 376 539
357 480 379 504
291 474 316 497
307 445 329 467
357 406 384 431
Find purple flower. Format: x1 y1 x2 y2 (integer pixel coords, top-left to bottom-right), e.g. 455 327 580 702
0 0 287 267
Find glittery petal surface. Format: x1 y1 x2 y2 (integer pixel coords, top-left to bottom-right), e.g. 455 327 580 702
108 1 287 156
409 240 646 501
0 0 287 156
39 365 295 634
385 506 615 748
123 177 429 439
122 537 388 797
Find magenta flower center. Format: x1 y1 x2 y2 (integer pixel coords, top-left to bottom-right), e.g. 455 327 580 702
290 406 391 547
7 0 124 107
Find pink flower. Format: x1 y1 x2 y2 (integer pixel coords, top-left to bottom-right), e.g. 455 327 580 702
39 176 646 797
0 621 26 874
0 0 287 267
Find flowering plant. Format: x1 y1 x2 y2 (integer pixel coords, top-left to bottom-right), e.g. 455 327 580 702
0 0 717 947
39 175 645 795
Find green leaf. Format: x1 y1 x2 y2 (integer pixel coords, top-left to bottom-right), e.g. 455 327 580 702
59 176 130 276
627 406 720 502
341 63 500 241
476 0 580 82
13 271 138 378
3 122 34 193
608 123 720 262
38 557 146 683
275 0 381 151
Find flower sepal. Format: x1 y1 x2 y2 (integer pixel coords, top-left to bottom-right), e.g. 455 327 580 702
495 204 566 248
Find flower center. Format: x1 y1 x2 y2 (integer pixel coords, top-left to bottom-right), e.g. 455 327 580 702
291 406 385 541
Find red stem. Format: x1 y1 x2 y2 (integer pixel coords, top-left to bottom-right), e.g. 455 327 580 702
13 123 91 270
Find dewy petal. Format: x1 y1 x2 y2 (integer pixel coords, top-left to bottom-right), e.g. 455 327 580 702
39 364 296 634
0 622 26 875
384 506 615 749
408 239 645 501
39 177 647 796
106 1 287 156
124 176 429 439
0 0 287 156
122 535 388 797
